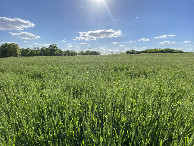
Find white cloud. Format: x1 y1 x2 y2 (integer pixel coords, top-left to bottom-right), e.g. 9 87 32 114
68 45 79 49
159 41 176 45
174 47 183 50
10 32 40 40
80 43 90 46
182 41 191 44
112 42 118 45
119 45 124 47
61 39 66 43
105 49 120 54
155 35 175 39
0 17 35 31
138 38 150 42
75 29 122 41
33 43 50 47
129 40 135 43
0 42 15 44
136 17 138 19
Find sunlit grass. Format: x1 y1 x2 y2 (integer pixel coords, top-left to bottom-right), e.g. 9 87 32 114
0 53 193 145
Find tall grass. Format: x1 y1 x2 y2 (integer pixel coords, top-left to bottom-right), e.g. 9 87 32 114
0 53 193 145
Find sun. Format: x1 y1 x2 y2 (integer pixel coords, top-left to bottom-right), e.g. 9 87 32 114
94 0 104 4
90 0 105 6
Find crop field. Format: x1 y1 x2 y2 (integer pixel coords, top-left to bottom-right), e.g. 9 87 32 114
0 53 193 145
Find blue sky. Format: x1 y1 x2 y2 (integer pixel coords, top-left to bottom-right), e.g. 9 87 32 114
0 0 194 54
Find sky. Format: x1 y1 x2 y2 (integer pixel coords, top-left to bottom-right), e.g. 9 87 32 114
0 0 194 54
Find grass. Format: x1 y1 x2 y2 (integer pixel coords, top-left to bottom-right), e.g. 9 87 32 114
0 53 193 145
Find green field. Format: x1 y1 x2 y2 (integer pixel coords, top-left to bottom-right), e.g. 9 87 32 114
0 54 193 145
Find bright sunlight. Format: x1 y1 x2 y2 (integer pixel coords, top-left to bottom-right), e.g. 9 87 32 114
94 0 104 3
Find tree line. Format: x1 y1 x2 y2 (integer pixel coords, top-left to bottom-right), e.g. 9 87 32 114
0 43 100 58
126 48 184 54
0 43 185 58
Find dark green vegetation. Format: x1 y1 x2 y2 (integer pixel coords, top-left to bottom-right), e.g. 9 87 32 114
126 48 184 54
0 43 100 58
0 54 193 145
0 43 20 58
0 43 185 58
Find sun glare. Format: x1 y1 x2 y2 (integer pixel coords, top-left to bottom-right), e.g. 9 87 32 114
94 0 103 4
89 0 116 28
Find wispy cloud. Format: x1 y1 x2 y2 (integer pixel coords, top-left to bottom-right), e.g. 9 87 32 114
0 17 35 31
0 42 15 44
10 32 40 40
182 41 191 44
61 39 66 43
119 45 124 47
67 45 79 49
159 41 176 45
33 43 50 47
112 42 118 45
138 38 150 42
80 43 90 46
75 29 122 41
129 40 135 44
155 35 175 39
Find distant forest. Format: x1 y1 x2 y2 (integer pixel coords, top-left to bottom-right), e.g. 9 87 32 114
0 43 185 58
126 48 184 54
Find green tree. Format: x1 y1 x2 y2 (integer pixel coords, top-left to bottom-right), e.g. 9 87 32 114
79 50 84 55
56 49 64 56
78 50 100 55
33 47 41 56
127 48 184 54
48 44 58 56
85 50 90 55
89 51 101 55
126 50 140 54
20 48 31 57
0 43 20 58
40 47 47 56
64 50 77 56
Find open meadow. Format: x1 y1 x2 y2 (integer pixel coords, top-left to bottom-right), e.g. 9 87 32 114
0 53 193 145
